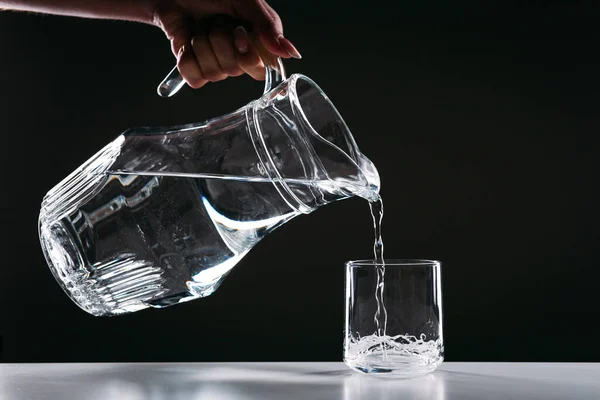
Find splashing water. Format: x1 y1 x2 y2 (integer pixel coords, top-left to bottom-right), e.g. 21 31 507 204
344 332 443 374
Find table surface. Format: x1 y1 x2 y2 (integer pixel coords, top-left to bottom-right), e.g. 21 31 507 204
1 362 599 400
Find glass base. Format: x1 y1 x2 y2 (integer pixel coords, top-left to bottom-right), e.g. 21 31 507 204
344 353 443 378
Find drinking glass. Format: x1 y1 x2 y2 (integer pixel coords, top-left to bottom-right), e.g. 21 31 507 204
343 259 444 377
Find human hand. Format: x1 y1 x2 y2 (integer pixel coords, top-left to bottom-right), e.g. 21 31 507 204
152 0 301 89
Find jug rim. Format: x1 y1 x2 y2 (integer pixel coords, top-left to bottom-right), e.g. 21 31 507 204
250 73 380 213
287 73 364 173
283 73 379 204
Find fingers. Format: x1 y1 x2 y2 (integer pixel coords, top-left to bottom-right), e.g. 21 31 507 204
233 0 301 59
157 0 301 89
177 45 207 89
154 2 208 88
173 14 293 89
208 19 244 78
192 31 227 82
153 1 191 57
260 0 301 59
234 26 265 81
178 20 267 88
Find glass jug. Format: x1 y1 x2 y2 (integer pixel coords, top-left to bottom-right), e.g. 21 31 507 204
38 52 380 317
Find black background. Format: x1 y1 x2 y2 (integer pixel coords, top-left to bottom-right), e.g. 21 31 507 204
0 1 599 363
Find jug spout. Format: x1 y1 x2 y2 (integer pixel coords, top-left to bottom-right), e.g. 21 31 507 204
353 152 381 201
251 74 381 211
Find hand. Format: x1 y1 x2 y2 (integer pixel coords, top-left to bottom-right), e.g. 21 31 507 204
152 0 301 89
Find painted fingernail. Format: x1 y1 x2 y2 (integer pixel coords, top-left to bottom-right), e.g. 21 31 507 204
234 26 249 54
277 35 302 59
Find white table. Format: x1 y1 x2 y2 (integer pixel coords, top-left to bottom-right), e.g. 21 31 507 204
1 362 598 399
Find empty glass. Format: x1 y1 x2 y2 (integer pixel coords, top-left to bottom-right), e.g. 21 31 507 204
344 259 444 377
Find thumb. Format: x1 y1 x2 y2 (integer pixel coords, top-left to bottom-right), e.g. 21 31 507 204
233 0 298 59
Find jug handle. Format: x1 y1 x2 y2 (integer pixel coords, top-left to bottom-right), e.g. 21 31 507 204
156 36 286 98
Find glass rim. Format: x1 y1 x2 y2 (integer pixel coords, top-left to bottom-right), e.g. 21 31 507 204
345 259 441 268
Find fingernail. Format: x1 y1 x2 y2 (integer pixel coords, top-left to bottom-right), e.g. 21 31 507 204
234 26 249 54
178 45 186 59
277 35 302 59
